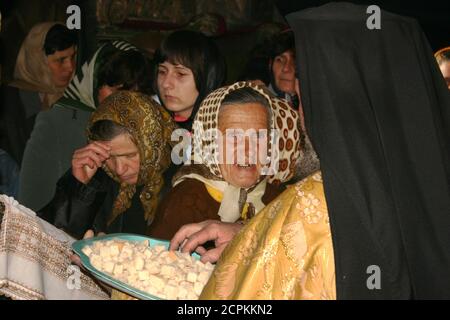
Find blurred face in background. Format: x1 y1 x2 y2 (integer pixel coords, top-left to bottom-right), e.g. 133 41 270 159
439 60 450 90
47 46 76 88
271 49 296 95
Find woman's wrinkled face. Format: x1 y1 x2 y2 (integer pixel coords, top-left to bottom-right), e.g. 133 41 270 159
218 103 269 188
157 61 199 118
271 49 296 95
103 133 140 185
46 46 76 88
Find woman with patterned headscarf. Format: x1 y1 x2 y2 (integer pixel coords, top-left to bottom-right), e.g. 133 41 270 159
147 81 301 242
38 91 176 239
18 40 152 212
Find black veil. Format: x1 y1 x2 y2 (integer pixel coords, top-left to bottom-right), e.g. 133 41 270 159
287 2 450 298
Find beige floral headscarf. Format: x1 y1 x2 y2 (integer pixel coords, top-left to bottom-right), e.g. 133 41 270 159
10 22 71 109
192 81 300 184
175 81 301 222
87 91 176 226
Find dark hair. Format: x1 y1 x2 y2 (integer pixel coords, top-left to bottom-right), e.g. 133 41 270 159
220 87 272 127
89 120 130 141
153 30 227 119
43 24 77 55
97 50 154 95
268 30 295 61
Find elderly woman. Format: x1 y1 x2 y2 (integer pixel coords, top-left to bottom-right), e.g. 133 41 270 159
38 91 176 239
147 81 301 241
19 41 152 212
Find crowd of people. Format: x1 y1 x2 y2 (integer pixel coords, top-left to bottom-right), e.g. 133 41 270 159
0 2 450 300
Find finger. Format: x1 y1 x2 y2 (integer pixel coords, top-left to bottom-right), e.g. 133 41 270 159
70 253 82 266
83 229 95 239
85 142 111 157
74 146 109 160
97 232 106 237
195 246 207 255
74 153 103 168
74 149 107 163
92 141 111 151
200 245 226 264
169 224 204 251
181 228 217 254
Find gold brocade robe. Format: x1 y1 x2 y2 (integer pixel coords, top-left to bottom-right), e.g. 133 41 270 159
200 171 336 300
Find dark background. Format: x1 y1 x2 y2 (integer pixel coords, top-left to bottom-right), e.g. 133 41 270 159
1 0 449 83
275 0 450 51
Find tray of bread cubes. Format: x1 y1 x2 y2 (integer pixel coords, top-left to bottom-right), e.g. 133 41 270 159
72 233 214 300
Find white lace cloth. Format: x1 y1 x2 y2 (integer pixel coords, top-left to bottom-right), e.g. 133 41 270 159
0 195 109 300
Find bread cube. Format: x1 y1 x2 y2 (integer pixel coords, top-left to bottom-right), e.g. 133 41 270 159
103 261 115 274
186 272 197 283
138 270 150 281
160 265 176 277
197 271 210 284
148 275 166 291
82 246 93 257
194 281 204 296
113 263 124 276
134 256 145 271
164 285 178 300
145 261 160 274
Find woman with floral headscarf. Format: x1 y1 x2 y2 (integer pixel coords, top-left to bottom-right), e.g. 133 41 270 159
38 91 176 239
18 40 152 212
147 81 301 243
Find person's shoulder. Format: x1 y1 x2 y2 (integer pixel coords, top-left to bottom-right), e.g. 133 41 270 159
173 178 208 193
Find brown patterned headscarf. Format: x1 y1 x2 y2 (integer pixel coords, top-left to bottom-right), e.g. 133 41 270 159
10 22 70 109
87 91 176 226
175 81 301 222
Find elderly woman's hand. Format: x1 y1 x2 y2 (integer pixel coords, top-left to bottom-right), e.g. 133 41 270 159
169 220 243 263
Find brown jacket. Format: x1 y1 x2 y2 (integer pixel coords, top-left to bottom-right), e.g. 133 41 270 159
147 178 283 240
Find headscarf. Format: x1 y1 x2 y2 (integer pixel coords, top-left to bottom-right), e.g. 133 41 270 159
54 40 138 112
87 91 176 226
9 22 69 109
175 81 301 222
287 2 450 299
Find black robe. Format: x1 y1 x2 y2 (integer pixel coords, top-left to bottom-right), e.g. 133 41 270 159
287 2 450 299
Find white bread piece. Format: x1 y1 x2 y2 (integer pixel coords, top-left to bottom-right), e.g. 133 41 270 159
164 285 178 300
133 256 145 271
186 272 197 283
103 261 115 274
82 246 93 257
148 274 166 291
194 281 204 296
138 270 150 281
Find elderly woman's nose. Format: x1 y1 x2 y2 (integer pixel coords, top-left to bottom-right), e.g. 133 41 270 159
283 59 295 73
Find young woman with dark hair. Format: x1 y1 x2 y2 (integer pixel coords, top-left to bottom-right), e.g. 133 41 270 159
153 30 227 131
